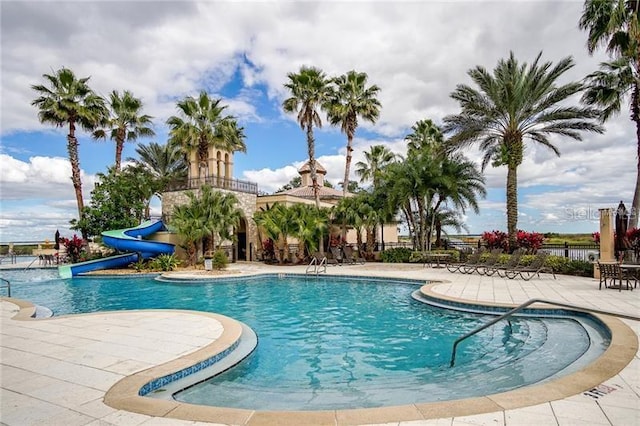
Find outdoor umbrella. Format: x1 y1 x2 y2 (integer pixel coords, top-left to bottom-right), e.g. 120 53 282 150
615 201 631 259
54 230 60 250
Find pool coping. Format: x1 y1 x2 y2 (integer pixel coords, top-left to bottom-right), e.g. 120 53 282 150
3 277 638 425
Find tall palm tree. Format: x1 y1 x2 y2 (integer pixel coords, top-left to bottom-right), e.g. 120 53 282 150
580 0 640 225
283 66 332 208
129 142 188 188
167 91 246 180
327 70 381 197
443 52 604 250
93 90 155 172
31 67 108 221
355 144 397 188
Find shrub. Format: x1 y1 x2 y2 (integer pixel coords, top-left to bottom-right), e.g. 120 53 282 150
130 258 149 272
380 247 413 263
212 249 228 270
150 254 180 271
482 230 544 251
60 235 86 263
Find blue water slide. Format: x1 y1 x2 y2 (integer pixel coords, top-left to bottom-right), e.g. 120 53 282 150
58 220 175 278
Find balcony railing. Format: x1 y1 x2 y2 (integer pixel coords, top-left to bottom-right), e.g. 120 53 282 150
165 176 259 195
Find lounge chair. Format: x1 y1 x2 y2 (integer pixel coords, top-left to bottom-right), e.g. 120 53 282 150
446 248 485 273
506 251 555 281
465 248 503 275
343 245 364 265
485 248 526 277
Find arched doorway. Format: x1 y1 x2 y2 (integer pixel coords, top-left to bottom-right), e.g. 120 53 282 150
236 217 248 261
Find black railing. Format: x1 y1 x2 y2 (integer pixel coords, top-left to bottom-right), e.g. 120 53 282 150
165 176 258 195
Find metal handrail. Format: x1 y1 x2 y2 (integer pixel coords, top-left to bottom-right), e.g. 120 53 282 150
450 298 640 367
0 278 10 297
305 256 327 275
305 257 318 274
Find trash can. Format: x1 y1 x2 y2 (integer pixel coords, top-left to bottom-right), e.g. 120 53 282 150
204 258 213 271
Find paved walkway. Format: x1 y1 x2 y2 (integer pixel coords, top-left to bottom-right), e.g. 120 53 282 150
1 262 639 425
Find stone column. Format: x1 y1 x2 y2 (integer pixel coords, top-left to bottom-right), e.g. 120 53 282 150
596 208 615 279
599 208 615 261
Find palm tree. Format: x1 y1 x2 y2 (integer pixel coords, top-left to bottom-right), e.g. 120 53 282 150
283 66 332 208
579 0 640 226
355 144 397 188
443 52 604 250
253 203 295 264
93 90 155 172
129 142 188 188
31 67 108 221
167 91 246 180
405 119 445 156
327 70 381 197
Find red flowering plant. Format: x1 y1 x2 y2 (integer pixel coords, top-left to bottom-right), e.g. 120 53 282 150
517 230 544 252
626 228 640 254
481 230 509 251
262 238 275 261
329 234 343 247
592 232 600 244
60 235 86 263
482 230 544 252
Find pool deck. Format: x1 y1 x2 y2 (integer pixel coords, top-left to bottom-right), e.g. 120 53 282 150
1 261 639 425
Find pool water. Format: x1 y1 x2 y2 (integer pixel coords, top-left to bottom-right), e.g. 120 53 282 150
2 269 610 410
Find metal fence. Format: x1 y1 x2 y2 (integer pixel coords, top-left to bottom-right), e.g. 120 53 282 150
378 241 599 261
165 176 258 194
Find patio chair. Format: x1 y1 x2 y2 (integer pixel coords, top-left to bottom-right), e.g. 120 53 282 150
506 251 555 281
485 248 526 277
598 261 635 291
464 248 503 275
330 247 344 266
446 247 485 273
343 245 364 265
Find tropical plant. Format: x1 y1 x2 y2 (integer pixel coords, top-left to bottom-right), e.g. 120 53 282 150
579 0 640 226
60 235 86 263
31 67 108 223
283 66 332 208
149 253 181 271
443 52 604 250
327 70 381 197
92 90 155 172
355 144 397 188
167 91 246 180
129 141 188 191
211 249 228 270
253 203 295 264
71 164 160 238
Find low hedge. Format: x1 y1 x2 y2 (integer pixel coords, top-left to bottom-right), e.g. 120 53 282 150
382 249 593 277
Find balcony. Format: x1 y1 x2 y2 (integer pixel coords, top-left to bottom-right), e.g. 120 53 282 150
165 176 259 195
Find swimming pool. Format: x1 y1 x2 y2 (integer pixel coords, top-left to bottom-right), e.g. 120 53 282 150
1 269 610 410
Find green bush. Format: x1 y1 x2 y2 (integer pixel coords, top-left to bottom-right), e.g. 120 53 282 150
130 258 149 272
212 249 228 270
150 254 180 271
381 247 413 263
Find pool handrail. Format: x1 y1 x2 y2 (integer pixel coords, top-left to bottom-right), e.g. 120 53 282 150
450 298 640 367
305 256 327 275
0 277 10 297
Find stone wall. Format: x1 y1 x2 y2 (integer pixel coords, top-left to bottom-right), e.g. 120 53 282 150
161 188 258 261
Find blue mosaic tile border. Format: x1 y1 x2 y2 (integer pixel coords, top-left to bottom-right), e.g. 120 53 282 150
419 293 611 338
138 339 240 396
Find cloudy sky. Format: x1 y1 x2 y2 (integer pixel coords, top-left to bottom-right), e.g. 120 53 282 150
1 0 635 243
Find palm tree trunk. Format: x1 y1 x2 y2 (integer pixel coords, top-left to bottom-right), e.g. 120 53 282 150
506 164 518 251
67 121 85 225
115 131 125 173
306 124 324 253
630 83 640 229
340 134 354 241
